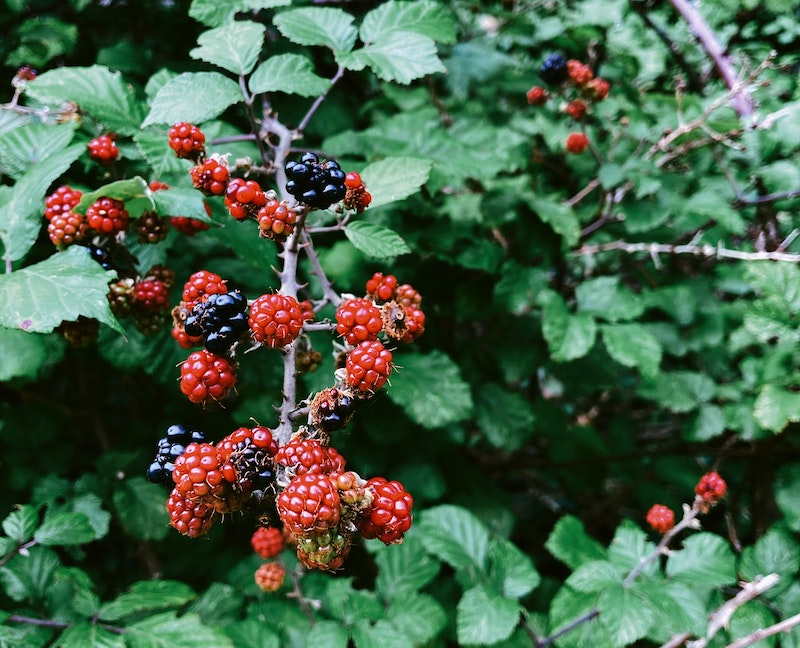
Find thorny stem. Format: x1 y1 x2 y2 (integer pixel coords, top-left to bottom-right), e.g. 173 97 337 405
300 230 343 309
286 566 319 625
722 610 800 648
295 65 345 135
574 240 800 265
0 539 36 568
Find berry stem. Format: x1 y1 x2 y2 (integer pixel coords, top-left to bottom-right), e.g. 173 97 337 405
295 65 346 136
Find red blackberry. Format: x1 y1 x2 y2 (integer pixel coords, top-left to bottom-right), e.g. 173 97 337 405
295 525 352 571
181 270 227 312
365 272 398 303
190 157 230 196
145 264 175 289
87 134 119 166
584 77 610 101
184 290 249 354
567 59 593 86
254 562 286 591
107 278 136 318
566 99 588 121
275 437 338 477
539 53 568 85
172 215 211 236
285 152 346 210
277 473 341 536
248 293 304 348
565 132 589 154
335 297 383 345
149 180 169 192
695 471 727 503
645 504 675 534
251 526 284 559
224 177 267 221
299 299 314 322
526 86 547 105
136 210 171 244
171 441 244 514
45 185 82 222
48 210 88 247
216 425 277 495
133 278 171 312
342 172 372 213
86 197 130 236
167 487 216 538
257 198 297 241
14 66 37 83
172 325 203 350
168 122 206 161
358 477 413 545
395 283 422 308
345 340 393 393
179 349 238 405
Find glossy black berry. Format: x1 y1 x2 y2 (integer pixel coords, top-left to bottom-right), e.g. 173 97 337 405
147 425 206 485
285 153 347 210
184 290 249 354
540 53 568 85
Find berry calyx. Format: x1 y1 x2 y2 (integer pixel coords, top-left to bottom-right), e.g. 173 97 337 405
254 562 286 592
526 86 547 105
179 349 238 405
358 477 413 545
565 132 589 154
335 297 383 345
248 293 304 348
190 157 230 196
645 504 675 534
695 471 727 503
86 197 130 236
345 340 393 393
251 526 285 559
87 134 119 166
168 122 206 161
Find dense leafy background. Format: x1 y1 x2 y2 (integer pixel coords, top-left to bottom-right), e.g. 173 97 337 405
1 0 800 646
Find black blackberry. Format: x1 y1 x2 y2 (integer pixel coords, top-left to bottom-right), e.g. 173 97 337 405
86 244 114 270
184 290 248 354
147 424 206 485
310 387 356 432
285 152 347 210
539 53 568 85
229 440 275 500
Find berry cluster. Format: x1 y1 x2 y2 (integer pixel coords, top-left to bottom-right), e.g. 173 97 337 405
190 156 230 196
342 172 372 213
168 122 206 162
184 290 249 355
147 424 207 485
645 504 675 534
224 177 267 221
695 471 727 504
257 197 297 242
107 266 175 335
285 152 346 210
248 293 305 349
87 134 119 166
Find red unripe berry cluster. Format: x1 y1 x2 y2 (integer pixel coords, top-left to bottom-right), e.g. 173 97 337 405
336 297 383 345
86 196 130 236
251 526 284 559
179 349 237 405
257 198 297 241
48 211 88 247
695 471 727 502
366 272 398 303
133 278 171 312
168 122 206 161
585 77 610 101
358 477 414 545
567 59 593 86
45 185 82 222
277 472 341 536
275 437 344 477
645 504 675 534
225 178 267 221
566 99 588 121
166 489 215 538
346 340 393 393
181 270 227 311
342 172 373 213
87 134 119 166
254 562 286 592
565 132 589 154
191 158 230 196
526 86 548 105
248 293 304 348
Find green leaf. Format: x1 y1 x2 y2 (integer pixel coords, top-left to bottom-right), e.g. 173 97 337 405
186 582 242 626
489 538 541 599
0 143 84 262
597 584 654 646
387 593 447 645
360 156 432 209
34 512 95 545
493 262 548 315
273 8 357 53
25 65 144 135
100 580 196 621
344 221 410 259
360 0 456 43
0 546 60 602
746 262 800 315
775 465 800 533
7 16 77 69
548 587 608 648
545 515 607 570
0 327 65 381
666 532 737 589
601 323 662 378
418 505 490 571
305 620 349 648
352 620 414 648
340 32 446 84
386 351 474 428
51 622 125 648
125 612 234 648
686 404 726 441
0 246 122 334
565 560 622 593
142 72 242 127
249 54 330 97
224 619 281 648
188 0 291 27
739 527 800 586
134 127 191 177
2 505 39 543
374 535 440 600
637 370 716 413
152 187 213 222
75 177 154 220
190 21 265 75
538 289 597 362
530 196 580 245
575 277 644 322
456 585 520 646
754 384 800 433
112 477 169 541
475 383 536 451
608 520 657 576
321 578 383 625
729 601 777 648
0 122 77 180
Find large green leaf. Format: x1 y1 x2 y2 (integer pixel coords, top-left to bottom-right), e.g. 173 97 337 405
456 585 520 646
386 351 473 428
575 276 644 322
34 511 95 545
344 222 410 259
51 623 125 648
142 72 242 127
754 384 800 433
125 612 234 648
351 620 414 648
601 323 662 378
475 383 536 451
637 370 716 413
359 0 456 44
273 8 357 53
25 65 144 135
0 143 84 262
386 593 447 645
100 581 196 622
597 584 654 646
0 546 60 602
545 515 607 570
188 0 291 27
0 327 65 381
373 535 440 600
565 560 622 593
112 477 169 541
775 465 800 533
0 121 77 180
739 527 800 586
538 289 597 362
360 156 432 208
249 54 330 97
530 196 580 245
152 187 213 222
190 21 265 76
134 127 191 177
2 505 39 543
0 246 122 334
666 533 737 589
488 538 541 599
304 621 348 648
340 32 445 84
608 520 657 576
418 505 490 571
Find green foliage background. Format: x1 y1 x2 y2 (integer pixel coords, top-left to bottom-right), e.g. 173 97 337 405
1 0 800 646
